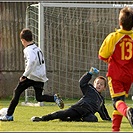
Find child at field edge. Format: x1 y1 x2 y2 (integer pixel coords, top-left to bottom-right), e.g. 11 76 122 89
99 7 133 132
31 67 111 122
0 28 64 121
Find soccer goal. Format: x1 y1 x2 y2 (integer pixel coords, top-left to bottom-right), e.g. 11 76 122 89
24 1 133 104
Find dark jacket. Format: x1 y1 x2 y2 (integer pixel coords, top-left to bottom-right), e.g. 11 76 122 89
98 94 111 121
71 72 111 121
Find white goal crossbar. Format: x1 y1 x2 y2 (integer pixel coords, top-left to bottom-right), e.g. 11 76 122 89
31 3 133 8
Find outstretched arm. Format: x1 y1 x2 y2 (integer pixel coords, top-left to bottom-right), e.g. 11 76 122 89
79 67 99 95
79 72 92 89
98 102 111 121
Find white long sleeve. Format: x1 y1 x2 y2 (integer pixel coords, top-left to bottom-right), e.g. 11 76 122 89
23 43 48 82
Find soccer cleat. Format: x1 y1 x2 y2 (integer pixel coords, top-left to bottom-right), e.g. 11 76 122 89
1 115 13 121
89 67 99 75
54 94 64 109
31 116 42 122
126 107 133 128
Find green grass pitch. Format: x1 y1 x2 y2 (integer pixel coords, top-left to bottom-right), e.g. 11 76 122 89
0 98 133 132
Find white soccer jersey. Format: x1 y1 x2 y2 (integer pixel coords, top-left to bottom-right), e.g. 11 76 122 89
22 43 48 82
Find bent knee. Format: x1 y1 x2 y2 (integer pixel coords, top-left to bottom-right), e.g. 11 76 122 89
82 114 98 122
112 95 125 110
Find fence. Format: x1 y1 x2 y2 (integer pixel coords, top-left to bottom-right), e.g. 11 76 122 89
1 1 133 99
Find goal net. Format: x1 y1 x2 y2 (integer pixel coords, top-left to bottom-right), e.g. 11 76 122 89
24 1 133 103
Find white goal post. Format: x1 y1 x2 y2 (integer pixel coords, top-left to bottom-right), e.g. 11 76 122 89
23 1 133 104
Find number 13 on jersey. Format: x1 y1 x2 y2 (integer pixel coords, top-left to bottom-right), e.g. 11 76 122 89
120 40 133 60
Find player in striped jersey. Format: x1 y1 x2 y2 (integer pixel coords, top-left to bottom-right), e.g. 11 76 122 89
99 7 133 132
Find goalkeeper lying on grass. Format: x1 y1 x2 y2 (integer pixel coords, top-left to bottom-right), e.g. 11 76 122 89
31 67 111 122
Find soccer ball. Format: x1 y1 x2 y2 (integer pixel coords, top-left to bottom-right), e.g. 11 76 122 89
0 108 8 116
132 96 133 100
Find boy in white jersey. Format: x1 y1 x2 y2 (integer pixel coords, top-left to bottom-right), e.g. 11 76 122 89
1 28 64 121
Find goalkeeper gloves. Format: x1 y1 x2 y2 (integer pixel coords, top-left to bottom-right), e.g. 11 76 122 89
89 67 99 75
